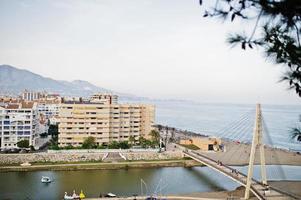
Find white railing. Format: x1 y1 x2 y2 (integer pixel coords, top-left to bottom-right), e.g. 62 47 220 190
119 152 127 160
101 153 108 161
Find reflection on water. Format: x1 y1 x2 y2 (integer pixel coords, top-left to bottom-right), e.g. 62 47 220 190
0 165 300 200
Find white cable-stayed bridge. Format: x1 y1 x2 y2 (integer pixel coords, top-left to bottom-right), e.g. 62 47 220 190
161 104 300 199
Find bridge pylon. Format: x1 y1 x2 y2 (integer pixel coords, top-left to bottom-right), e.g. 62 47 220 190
244 104 267 199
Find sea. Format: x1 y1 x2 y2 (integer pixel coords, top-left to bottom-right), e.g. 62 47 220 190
123 100 301 152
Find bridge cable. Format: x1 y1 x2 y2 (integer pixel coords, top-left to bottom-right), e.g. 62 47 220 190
219 113 253 141
217 109 255 139
262 116 286 181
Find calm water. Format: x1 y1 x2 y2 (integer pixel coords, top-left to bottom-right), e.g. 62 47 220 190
147 101 301 151
0 165 301 200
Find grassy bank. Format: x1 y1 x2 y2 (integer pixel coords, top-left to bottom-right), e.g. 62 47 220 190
0 158 202 172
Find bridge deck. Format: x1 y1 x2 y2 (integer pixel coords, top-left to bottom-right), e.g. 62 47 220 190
183 150 292 200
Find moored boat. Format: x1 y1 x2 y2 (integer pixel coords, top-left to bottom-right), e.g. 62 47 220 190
41 176 51 183
104 192 117 198
64 192 74 200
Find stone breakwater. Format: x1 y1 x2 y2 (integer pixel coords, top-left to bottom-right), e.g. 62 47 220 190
0 151 184 165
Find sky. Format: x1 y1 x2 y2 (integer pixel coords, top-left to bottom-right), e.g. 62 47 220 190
0 0 300 105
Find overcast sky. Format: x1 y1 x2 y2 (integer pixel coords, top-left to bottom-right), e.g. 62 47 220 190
0 0 299 105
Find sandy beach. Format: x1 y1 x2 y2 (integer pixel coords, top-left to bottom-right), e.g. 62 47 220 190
199 141 301 166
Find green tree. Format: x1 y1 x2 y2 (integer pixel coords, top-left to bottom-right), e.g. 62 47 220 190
82 136 96 149
149 130 160 145
129 135 136 146
201 0 301 97
138 136 152 148
119 141 130 149
64 144 75 150
291 127 301 141
138 136 146 144
108 141 119 149
17 140 29 148
29 145 35 151
48 124 58 138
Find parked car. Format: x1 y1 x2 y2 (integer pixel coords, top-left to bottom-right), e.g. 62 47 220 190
19 149 29 153
10 148 21 153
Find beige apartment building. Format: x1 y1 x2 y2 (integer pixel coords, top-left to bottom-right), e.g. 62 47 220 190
58 96 155 147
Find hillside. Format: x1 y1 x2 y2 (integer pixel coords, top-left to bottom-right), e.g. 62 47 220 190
0 64 112 97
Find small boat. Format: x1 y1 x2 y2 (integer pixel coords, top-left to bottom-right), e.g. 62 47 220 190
63 190 84 200
145 197 158 200
72 190 80 199
104 193 117 197
41 176 51 183
64 192 74 200
20 162 31 167
79 190 85 199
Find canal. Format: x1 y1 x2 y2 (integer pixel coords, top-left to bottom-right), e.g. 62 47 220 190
1 165 300 200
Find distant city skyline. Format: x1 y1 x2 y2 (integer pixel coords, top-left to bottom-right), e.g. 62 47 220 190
0 0 299 105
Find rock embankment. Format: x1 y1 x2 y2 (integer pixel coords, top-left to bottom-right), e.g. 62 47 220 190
0 151 183 165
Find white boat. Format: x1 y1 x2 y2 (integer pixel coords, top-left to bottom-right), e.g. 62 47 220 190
64 192 74 200
105 192 117 197
72 190 80 199
20 162 31 167
41 176 51 183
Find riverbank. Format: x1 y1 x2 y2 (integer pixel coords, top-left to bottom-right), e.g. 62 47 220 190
1 140 300 172
0 150 183 165
0 159 201 172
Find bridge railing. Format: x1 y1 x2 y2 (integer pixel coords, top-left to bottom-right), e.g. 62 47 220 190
185 149 267 185
185 150 246 183
184 150 266 200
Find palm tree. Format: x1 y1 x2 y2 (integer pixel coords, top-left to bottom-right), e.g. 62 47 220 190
291 127 301 141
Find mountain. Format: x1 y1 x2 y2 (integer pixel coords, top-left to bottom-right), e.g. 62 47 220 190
0 64 112 97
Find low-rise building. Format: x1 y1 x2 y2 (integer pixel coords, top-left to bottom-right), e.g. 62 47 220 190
0 102 39 148
58 95 155 147
90 93 118 104
180 137 222 151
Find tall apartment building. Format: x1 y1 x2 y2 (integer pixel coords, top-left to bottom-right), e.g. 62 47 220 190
21 90 46 101
0 102 39 148
58 96 155 147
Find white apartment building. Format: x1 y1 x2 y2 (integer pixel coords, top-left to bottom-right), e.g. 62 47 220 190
37 103 59 119
21 90 46 101
0 102 39 148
